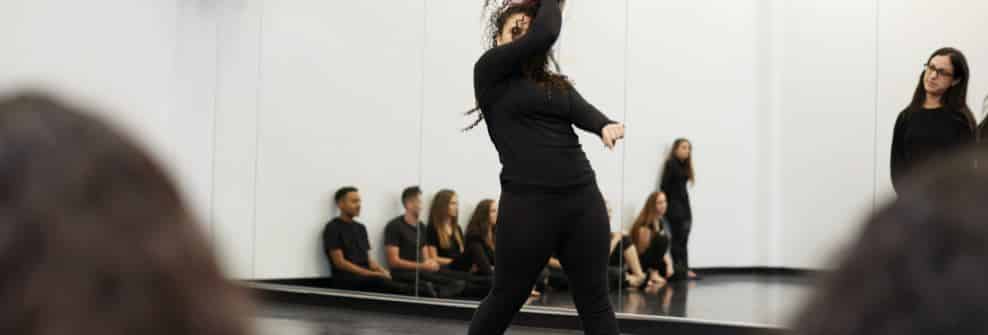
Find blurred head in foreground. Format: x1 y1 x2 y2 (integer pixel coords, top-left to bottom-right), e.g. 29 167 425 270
0 92 251 335
794 148 988 334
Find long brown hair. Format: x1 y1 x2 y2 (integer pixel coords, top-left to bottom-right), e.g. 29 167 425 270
0 92 251 335
630 192 665 245
465 0 571 131
465 199 497 251
906 47 976 134
429 189 463 251
663 138 696 184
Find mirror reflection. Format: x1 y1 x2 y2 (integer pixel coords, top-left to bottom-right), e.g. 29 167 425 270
7 0 988 333
264 0 987 328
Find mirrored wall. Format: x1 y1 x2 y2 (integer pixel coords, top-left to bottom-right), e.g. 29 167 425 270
201 0 988 326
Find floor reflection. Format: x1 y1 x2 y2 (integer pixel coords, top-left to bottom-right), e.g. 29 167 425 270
526 273 814 326
256 304 580 335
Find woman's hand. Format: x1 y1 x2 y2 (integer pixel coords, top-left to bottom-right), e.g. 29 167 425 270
601 123 625 150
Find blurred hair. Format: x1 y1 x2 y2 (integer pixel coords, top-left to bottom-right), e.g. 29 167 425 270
0 92 251 335
793 147 988 335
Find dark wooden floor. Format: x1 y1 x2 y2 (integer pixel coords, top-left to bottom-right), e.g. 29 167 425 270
256 302 581 335
252 273 813 334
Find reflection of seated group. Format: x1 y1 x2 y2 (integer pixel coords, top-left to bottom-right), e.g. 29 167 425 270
323 185 687 300
322 186 495 299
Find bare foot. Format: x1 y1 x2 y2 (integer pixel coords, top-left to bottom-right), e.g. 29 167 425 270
626 273 646 288
688 270 698 279
530 289 542 298
644 279 666 294
644 276 667 294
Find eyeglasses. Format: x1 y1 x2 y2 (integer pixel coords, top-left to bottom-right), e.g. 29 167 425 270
924 64 954 78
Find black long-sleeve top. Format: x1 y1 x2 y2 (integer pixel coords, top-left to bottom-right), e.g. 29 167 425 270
661 159 692 222
473 0 615 190
890 107 974 191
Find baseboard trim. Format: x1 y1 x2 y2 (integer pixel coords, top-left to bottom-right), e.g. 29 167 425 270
694 267 821 277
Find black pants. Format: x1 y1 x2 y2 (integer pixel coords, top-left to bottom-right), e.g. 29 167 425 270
668 218 692 270
468 183 619 335
392 270 468 298
435 268 494 299
548 266 624 292
333 274 421 296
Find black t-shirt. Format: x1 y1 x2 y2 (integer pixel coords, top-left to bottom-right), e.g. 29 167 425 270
472 0 614 191
322 218 371 272
426 223 464 260
384 216 426 267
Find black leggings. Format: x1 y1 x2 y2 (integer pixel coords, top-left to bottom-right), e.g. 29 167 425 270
333 274 421 296
468 183 618 335
668 218 692 269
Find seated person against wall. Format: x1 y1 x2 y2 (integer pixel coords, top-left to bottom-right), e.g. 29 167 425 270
384 186 466 298
630 191 685 289
424 190 474 272
546 201 647 290
463 199 498 276
323 186 436 297
423 190 497 297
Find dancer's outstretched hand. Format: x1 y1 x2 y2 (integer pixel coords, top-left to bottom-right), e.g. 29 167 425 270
601 123 625 150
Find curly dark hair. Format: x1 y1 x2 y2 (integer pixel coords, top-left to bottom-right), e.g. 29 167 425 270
792 148 988 334
464 0 570 131
0 92 252 335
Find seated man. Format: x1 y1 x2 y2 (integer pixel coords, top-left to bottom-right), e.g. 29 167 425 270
323 186 436 297
385 186 466 298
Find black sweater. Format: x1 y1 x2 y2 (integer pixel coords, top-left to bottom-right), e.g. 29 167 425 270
473 0 614 190
661 159 692 222
890 107 974 191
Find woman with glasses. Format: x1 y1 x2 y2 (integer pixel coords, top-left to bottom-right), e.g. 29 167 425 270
891 47 976 192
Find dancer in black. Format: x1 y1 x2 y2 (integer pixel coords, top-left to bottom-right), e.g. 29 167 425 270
465 0 624 333
660 138 698 280
891 48 976 192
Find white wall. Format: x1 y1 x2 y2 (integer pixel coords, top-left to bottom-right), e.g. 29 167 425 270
249 0 426 279
626 0 762 267
773 0 878 268
7 0 988 280
212 0 264 279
